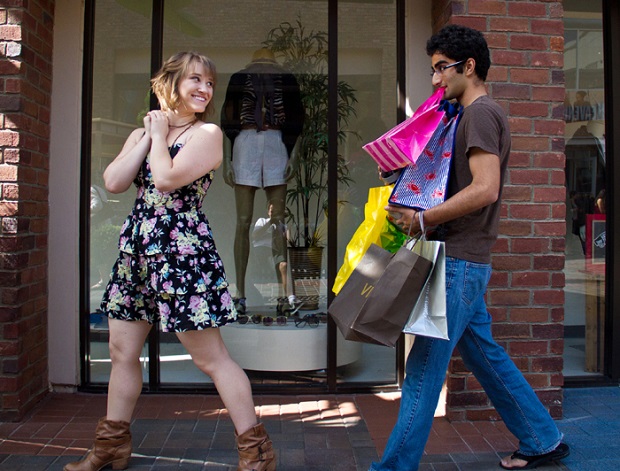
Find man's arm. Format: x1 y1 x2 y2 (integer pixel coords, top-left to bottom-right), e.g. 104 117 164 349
386 147 501 233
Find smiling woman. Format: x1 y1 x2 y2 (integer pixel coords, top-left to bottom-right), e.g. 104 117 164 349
68 51 276 471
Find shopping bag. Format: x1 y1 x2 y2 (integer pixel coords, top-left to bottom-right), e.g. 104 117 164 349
329 243 434 347
362 87 446 172
403 237 449 340
333 186 407 295
389 101 462 210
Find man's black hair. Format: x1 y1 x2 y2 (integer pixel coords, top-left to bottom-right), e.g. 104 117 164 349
426 24 491 81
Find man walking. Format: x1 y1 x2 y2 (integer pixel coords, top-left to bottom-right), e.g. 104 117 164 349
370 24 569 471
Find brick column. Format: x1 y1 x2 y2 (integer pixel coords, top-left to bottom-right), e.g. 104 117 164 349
431 1 566 420
0 1 54 421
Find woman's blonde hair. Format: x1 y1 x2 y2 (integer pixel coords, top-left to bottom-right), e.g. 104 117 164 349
150 51 217 120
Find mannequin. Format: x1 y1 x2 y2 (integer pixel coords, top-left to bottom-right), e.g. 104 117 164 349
221 48 304 314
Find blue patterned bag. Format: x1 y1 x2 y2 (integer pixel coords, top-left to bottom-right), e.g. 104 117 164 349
388 101 462 210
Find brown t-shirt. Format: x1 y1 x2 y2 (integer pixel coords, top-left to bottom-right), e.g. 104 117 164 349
440 95 511 264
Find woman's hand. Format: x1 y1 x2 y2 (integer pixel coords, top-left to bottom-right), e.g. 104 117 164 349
146 110 169 141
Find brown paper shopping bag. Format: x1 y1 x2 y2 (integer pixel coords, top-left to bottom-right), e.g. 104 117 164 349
329 243 433 347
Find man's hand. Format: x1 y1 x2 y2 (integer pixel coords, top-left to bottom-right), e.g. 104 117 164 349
386 204 420 235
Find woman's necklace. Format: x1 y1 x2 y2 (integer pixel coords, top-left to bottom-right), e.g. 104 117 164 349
170 120 197 147
168 119 196 128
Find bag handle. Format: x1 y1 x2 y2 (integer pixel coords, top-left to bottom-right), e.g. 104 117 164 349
419 210 427 239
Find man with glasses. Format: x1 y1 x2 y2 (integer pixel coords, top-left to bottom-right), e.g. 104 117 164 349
370 24 569 471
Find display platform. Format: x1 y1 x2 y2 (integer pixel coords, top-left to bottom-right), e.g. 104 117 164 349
220 314 362 372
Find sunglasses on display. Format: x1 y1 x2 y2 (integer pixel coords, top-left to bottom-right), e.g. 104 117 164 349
237 314 287 326
294 314 320 328
236 312 329 328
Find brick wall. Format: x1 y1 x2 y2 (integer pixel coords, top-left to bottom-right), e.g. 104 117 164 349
434 1 566 420
0 0 54 421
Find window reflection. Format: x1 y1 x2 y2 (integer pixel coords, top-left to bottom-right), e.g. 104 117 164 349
563 5 606 377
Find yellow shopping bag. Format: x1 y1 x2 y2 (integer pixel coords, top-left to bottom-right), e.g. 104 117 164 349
333 185 407 294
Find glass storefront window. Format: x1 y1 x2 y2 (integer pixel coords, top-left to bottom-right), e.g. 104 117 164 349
563 3 607 378
86 0 399 389
88 1 153 383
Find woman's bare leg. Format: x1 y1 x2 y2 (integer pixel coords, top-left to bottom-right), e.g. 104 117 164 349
176 328 257 434
106 318 152 422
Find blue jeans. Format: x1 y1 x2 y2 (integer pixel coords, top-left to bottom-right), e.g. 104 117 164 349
370 257 562 471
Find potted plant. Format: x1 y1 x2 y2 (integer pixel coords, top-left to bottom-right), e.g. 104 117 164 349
263 19 358 308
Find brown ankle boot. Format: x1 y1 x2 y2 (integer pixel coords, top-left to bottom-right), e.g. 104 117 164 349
63 417 132 471
236 423 276 471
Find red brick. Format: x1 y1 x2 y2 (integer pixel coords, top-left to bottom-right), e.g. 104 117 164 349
533 289 564 305
510 308 551 323
509 341 549 356
449 391 490 408
551 203 565 219
533 86 565 102
509 117 533 133
491 83 530 100
531 52 563 68
534 119 564 136
550 36 564 52
484 32 508 49
509 169 550 185
531 19 564 35
498 219 532 237
510 101 550 117
512 238 550 254
490 17 529 32
512 272 550 287
534 221 565 236
468 0 506 15
502 185 531 201
493 323 531 339
508 2 548 17
533 255 564 271
550 272 564 288
493 255 531 271
511 136 550 152
487 289 530 306
533 187 565 202
509 204 550 219
492 50 528 66
0 24 22 40
510 34 548 51
533 153 565 169
508 151 531 168
532 323 563 340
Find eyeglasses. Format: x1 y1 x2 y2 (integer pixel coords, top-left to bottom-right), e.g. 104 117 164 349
430 60 465 77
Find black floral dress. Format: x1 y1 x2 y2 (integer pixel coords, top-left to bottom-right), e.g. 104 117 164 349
100 143 237 332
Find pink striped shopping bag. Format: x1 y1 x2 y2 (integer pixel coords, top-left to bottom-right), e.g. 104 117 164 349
362 87 446 172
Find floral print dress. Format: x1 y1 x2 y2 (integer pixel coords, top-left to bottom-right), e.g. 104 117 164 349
100 143 237 332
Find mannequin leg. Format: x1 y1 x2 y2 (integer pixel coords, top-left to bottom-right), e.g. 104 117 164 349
265 185 288 298
234 185 257 299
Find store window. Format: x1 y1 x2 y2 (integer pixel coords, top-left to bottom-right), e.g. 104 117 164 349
84 0 399 390
562 1 607 378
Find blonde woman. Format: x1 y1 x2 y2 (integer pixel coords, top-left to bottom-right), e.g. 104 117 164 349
65 52 275 471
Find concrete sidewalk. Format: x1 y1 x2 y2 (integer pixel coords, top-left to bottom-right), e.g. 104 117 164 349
0 386 617 470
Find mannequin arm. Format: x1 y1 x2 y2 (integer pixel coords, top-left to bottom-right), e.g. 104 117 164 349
284 139 300 182
222 137 235 187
